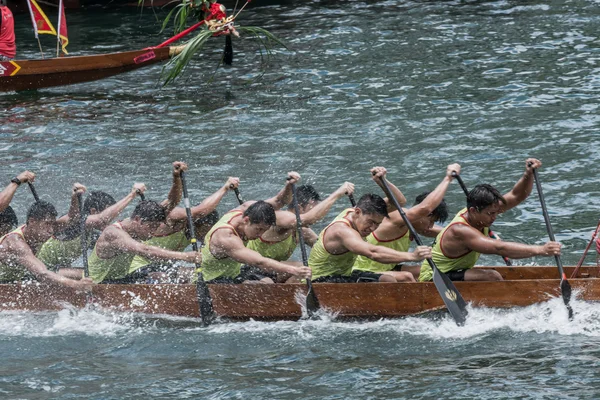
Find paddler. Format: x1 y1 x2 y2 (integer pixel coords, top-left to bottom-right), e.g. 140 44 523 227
200 172 312 284
308 167 432 283
88 200 202 283
0 170 36 236
38 162 186 275
128 175 241 282
418 158 562 282
0 0 15 62
245 181 355 282
0 199 93 290
352 163 459 280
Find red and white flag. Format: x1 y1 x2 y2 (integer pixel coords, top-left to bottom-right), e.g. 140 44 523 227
26 0 56 38
57 0 68 54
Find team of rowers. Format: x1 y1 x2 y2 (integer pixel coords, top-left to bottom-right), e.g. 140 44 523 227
0 158 565 291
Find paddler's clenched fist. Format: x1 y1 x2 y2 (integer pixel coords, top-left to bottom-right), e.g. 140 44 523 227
286 171 301 185
447 163 461 178
335 182 355 198
370 166 388 181
525 158 542 173
225 177 240 190
132 183 146 197
72 183 87 195
16 170 35 184
540 241 561 256
289 265 312 279
173 161 188 176
411 246 432 261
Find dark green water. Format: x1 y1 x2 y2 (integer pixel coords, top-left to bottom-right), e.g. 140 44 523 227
2 0 600 398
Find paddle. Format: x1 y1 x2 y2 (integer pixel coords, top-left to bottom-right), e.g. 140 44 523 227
77 192 89 278
290 182 320 317
28 182 40 202
348 193 356 207
136 190 145 201
232 187 244 205
530 164 574 319
377 174 468 326
451 172 512 267
570 219 600 279
181 170 214 326
224 35 233 66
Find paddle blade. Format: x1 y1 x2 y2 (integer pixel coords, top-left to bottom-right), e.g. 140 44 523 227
305 284 320 317
432 269 468 326
196 278 214 326
560 278 574 320
224 35 233 66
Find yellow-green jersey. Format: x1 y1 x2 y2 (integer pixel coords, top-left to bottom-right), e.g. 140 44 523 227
309 208 360 280
418 208 489 282
200 210 247 282
129 230 189 273
88 222 135 283
353 230 411 273
0 225 33 282
246 232 296 262
37 236 82 270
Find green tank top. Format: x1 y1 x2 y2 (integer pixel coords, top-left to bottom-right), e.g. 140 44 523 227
129 230 189 272
309 208 360 280
37 236 82 269
0 225 33 282
88 222 135 283
200 210 247 282
418 208 489 282
246 232 296 262
353 229 411 273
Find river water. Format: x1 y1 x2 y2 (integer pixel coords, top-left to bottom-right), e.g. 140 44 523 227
2 0 600 398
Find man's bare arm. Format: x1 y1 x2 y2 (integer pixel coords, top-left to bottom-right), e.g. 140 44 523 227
265 172 300 210
0 171 35 212
168 177 239 222
502 158 541 212
455 223 561 258
5 236 91 290
336 225 431 264
86 183 145 230
107 228 199 264
371 167 406 211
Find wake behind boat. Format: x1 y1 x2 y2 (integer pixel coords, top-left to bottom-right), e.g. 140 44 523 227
1 266 598 320
0 46 184 92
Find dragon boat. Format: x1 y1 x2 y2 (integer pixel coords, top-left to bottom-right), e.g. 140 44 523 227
0 46 184 92
1 266 598 320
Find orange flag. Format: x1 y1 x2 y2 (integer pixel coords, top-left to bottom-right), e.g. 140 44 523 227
26 0 56 38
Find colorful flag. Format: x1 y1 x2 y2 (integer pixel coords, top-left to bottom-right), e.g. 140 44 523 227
57 0 68 54
26 0 56 38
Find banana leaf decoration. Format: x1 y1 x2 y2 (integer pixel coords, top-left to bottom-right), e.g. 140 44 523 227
157 0 286 85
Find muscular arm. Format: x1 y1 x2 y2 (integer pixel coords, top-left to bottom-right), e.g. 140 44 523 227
0 182 18 212
455 224 548 258
168 185 229 222
378 178 407 211
502 159 539 212
0 171 35 212
161 174 182 215
265 172 300 210
100 228 197 263
217 233 299 276
265 182 293 210
86 190 138 230
335 225 422 264
302 227 318 247
3 236 85 289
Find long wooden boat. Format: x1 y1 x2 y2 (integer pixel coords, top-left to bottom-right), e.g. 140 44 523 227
0 266 598 320
0 46 183 92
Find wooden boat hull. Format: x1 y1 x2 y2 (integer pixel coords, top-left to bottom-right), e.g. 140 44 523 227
0 266 598 320
0 47 181 92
